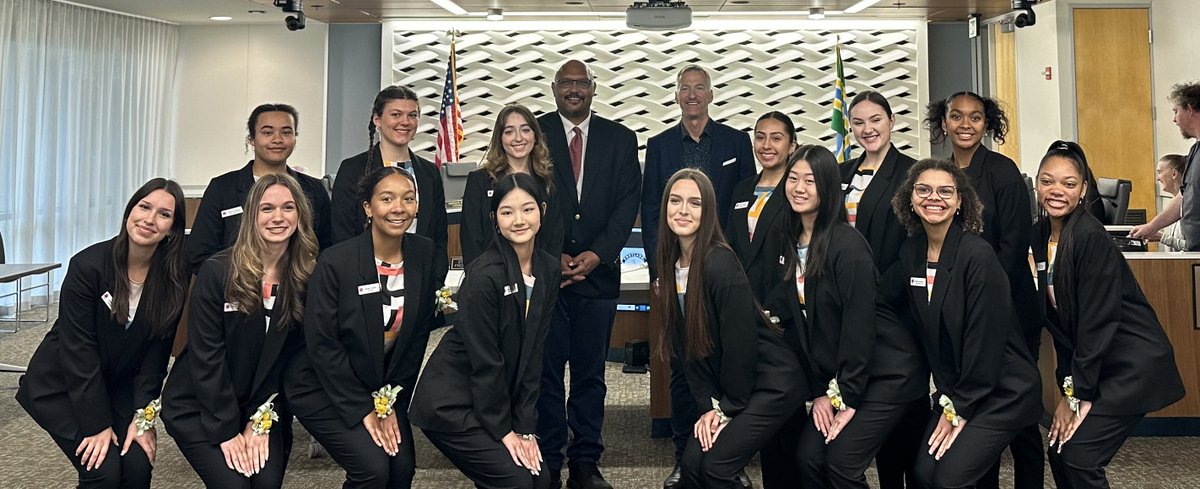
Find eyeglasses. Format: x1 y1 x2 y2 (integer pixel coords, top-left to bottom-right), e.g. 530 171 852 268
555 79 593 89
913 184 957 199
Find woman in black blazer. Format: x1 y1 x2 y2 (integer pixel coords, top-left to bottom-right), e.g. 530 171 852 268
162 173 318 488
285 166 439 489
460 104 563 266
925 92 1043 488
759 146 927 489
845 90 926 489
889 159 1042 489
651 168 804 489
725 111 797 301
410 173 561 489
329 85 448 287
1031 141 1184 489
17 178 188 489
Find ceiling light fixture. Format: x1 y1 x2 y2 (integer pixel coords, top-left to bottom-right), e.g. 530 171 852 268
808 7 825 20
430 0 468 15
844 0 882 14
210 15 233 21
486 8 503 20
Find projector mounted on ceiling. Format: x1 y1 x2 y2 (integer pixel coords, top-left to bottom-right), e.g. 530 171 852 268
626 1 692 30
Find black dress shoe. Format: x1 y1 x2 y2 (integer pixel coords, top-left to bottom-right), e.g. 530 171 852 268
663 464 684 489
567 463 613 489
736 468 753 489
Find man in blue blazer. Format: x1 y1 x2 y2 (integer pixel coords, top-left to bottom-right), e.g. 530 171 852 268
639 64 755 489
536 60 641 489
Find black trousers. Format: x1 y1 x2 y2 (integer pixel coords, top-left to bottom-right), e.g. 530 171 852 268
760 407 806 489
175 427 289 489
422 427 552 489
298 405 415 489
976 422 1045 489
49 422 152 489
797 401 912 489
1047 413 1142 489
874 398 929 489
681 409 793 489
669 353 701 462
536 292 617 473
913 414 1018 489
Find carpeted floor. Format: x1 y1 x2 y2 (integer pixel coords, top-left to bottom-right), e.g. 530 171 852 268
2 307 1199 488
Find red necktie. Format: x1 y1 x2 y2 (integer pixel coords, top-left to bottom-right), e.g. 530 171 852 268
569 126 583 184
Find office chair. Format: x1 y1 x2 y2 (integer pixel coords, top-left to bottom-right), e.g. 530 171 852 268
1096 177 1132 225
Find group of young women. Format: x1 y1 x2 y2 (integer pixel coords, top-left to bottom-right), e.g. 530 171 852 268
15 84 1185 489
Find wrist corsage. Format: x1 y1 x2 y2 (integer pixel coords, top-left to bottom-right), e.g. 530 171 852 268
435 286 458 315
250 393 279 436
827 378 847 411
372 384 404 419
133 398 161 436
938 394 961 427
1063 376 1080 418
710 398 731 424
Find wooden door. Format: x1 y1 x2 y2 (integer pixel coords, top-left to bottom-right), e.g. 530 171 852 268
991 24 1021 164
1074 8 1155 220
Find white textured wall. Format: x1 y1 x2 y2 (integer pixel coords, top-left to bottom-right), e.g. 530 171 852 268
172 23 328 195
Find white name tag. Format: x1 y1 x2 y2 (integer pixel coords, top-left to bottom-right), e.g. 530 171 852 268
358 283 381 295
220 206 244 218
841 183 850 191
779 255 786 265
503 283 518 296
910 277 927 287
101 291 113 311
224 302 238 312
486 190 494 197
721 157 736 167
734 201 750 210
1036 262 1047 271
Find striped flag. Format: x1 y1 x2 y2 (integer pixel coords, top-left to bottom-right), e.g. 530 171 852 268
830 41 851 163
435 39 464 167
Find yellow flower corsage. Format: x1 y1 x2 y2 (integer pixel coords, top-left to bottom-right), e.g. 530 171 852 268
435 286 458 314
134 398 161 436
372 384 404 419
1063 376 1080 418
710 398 731 424
827 378 847 411
250 393 279 436
938 394 960 427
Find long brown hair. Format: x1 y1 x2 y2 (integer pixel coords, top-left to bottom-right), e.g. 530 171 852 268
112 178 188 338
479 104 554 193
653 169 729 360
226 173 318 330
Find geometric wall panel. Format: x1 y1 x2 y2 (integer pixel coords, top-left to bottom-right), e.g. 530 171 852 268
387 24 919 165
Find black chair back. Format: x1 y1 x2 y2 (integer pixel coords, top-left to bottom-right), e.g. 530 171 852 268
1096 178 1132 225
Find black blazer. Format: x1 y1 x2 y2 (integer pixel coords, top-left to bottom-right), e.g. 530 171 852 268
329 147 448 288
186 161 332 272
896 224 1041 430
764 225 927 408
538 112 642 299
162 252 303 445
725 174 788 302
642 120 755 278
459 169 564 267
17 240 178 440
409 244 561 441
1031 215 1184 415
672 246 804 418
283 231 438 428
841 145 916 272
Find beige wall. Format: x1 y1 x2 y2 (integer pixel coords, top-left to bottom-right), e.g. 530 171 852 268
172 23 328 194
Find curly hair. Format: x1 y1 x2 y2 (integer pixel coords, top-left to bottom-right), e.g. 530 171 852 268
924 91 1009 146
480 104 554 194
1168 81 1200 112
892 158 984 236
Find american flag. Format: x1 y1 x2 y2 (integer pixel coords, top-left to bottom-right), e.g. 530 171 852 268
435 40 463 168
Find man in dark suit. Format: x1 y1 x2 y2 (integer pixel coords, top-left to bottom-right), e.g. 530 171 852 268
535 60 641 489
640 65 754 489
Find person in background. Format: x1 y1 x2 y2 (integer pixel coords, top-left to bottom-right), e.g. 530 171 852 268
1152 154 1187 251
1030 141 1184 488
17 178 189 489
1131 82 1200 250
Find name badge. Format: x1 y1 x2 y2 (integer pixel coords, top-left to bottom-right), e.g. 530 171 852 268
101 291 113 311
721 157 736 167
220 206 244 218
358 283 381 295
503 283 518 296
841 183 850 191
734 201 750 210
486 190 494 197
910 277 927 287
224 302 238 312
779 255 786 265
1036 262 1047 271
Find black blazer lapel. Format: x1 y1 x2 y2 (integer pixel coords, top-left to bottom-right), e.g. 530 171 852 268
384 237 424 379
356 233 386 385
747 181 787 260
514 257 550 382
856 145 901 239
931 226 964 365
250 306 289 396
410 150 435 236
